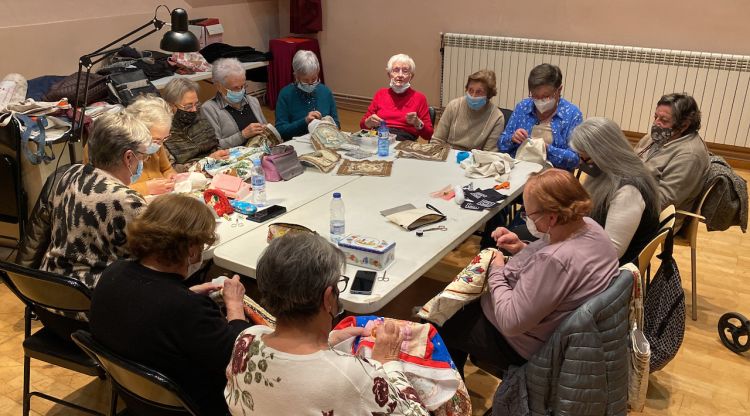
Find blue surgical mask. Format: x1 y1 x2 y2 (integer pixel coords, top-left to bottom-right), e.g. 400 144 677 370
128 159 143 184
146 142 161 154
225 88 245 104
466 94 487 110
297 80 319 94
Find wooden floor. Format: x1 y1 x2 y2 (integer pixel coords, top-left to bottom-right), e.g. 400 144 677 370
0 108 748 415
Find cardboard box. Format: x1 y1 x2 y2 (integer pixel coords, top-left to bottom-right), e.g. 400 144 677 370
338 234 395 271
188 18 224 49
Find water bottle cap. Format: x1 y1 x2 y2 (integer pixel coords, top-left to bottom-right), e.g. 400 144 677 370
333 192 341 198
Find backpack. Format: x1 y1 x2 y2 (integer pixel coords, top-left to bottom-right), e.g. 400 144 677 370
642 224 685 371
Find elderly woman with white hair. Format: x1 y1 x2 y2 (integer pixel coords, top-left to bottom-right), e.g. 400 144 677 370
161 77 228 172
202 57 268 148
569 117 661 264
19 112 153 288
361 53 433 141
275 49 339 140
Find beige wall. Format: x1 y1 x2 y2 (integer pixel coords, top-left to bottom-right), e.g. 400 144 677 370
0 0 279 79
279 0 750 106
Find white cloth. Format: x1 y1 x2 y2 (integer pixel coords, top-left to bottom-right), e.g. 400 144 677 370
0 73 27 113
225 325 429 416
605 185 646 258
515 138 550 167
460 149 515 182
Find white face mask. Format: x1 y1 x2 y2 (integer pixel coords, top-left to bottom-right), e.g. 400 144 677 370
525 214 549 241
390 79 411 94
533 97 556 114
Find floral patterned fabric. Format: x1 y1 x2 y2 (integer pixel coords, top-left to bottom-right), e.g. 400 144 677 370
225 325 429 415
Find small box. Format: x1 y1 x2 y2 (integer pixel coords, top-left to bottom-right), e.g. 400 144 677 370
188 18 224 49
338 234 395 271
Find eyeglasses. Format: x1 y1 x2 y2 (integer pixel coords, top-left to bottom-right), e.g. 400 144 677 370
176 102 200 111
390 67 412 75
337 275 350 292
520 210 544 222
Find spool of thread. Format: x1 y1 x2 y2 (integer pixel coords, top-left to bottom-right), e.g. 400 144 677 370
453 185 465 205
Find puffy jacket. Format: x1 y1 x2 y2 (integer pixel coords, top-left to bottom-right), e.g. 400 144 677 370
493 269 631 416
15 165 69 268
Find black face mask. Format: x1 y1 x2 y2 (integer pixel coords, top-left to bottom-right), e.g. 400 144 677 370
579 160 603 177
650 124 673 144
174 109 197 125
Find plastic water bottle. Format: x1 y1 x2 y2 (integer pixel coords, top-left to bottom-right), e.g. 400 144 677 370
330 192 345 244
251 158 267 207
377 121 389 157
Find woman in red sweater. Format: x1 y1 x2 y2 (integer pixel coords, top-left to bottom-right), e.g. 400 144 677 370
360 53 433 141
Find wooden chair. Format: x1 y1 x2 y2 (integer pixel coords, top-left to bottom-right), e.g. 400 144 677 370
674 183 717 321
637 228 671 293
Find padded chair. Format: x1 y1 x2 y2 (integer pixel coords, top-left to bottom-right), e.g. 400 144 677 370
474 268 632 414
0 260 105 416
675 183 717 320
499 107 513 124
72 330 203 416
428 106 437 126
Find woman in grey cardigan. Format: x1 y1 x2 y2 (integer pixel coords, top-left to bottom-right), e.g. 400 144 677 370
201 57 268 148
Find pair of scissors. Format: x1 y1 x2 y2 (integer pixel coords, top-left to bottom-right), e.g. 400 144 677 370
377 270 389 282
230 216 244 228
415 225 448 236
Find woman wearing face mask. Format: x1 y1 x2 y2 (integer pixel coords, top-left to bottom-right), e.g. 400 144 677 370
432 69 504 151
498 63 582 170
202 57 269 148
161 77 229 172
634 93 708 231
225 233 428 416
361 53 433 141
439 169 618 376
23 112 153 288
90 194 251 415
275 50 339 141
570 117 660 264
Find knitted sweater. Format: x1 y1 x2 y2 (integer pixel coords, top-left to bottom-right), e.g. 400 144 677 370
275 83 339 140
360 87 434 140
201 92 268 148
164 115 220 169
431 96 504 151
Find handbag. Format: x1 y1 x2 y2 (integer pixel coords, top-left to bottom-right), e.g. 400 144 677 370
266 222 316 243
106 69 159 106
624 264 650 412
643 226 685 371
44 72 108 106
261 145 304 182
381 203 446 231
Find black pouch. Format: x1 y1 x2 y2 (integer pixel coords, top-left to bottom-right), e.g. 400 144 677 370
106 69 160 106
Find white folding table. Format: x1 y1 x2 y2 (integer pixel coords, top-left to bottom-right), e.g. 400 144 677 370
213 149 542 313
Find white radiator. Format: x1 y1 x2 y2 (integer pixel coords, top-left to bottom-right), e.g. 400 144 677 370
440 33 750 147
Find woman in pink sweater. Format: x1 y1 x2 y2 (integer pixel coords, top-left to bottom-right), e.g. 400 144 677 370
440 169 619 377
360 53 433 141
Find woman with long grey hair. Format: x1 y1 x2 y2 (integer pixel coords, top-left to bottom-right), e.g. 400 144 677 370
569 117 661 264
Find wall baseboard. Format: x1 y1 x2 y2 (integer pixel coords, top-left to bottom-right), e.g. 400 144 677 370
624 131 750 170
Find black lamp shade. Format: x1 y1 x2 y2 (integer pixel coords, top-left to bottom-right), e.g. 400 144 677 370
160 8 200 52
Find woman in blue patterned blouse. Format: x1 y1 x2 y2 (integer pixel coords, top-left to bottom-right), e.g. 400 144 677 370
498 64 582 170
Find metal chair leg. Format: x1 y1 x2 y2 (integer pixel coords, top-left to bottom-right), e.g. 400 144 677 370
22 355 31 416
691 245 698 321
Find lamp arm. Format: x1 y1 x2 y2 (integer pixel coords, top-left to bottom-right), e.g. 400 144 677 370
79 19 164 67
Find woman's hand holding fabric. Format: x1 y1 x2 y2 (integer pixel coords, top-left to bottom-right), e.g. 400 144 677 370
371 321 404 363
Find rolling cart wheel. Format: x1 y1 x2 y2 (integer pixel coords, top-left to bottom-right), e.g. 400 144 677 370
718 312 750 354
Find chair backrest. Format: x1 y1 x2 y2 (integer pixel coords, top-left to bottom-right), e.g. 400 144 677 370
637 228 670 282
0 260 91 313
71 330 202 415
659 205 676 232
428 106 437 126
0 117 28 240
499 107 514 123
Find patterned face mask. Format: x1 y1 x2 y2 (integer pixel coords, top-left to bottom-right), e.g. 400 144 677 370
650 124 673 144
